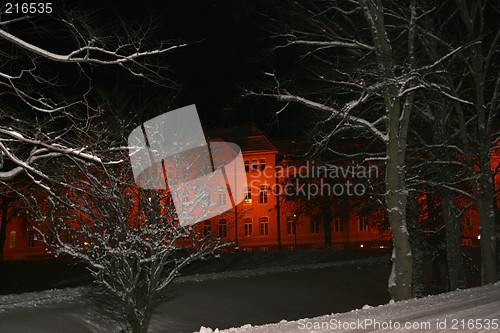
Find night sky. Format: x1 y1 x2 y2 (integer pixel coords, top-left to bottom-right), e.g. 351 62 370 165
99 0 269 127
3 0 309 137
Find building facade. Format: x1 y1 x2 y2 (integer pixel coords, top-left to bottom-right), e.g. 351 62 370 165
1 126 491 259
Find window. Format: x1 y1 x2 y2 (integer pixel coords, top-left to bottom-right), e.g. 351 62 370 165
9 231 16 249
218 219 227 237
464 211 473 230
218 190 227 206
259 186 268 204
251 159 258 171
203 191 211 206
203 221 212 236
27 230 36 247
259 158 266 171
244 187 252 204
310 220 320 234
46 231 55 245
359 216 369 231
462 238 472 247
244 218 253 236
259 217 269 236
334 217 344 232
244 160 250 172
286 216 296 235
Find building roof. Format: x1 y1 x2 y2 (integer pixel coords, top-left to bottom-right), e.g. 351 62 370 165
206 125 279 154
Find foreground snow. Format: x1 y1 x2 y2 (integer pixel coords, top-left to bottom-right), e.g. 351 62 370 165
1 257 497 333
197 282 500 333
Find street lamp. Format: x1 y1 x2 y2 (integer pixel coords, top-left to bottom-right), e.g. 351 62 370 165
293 213 297 250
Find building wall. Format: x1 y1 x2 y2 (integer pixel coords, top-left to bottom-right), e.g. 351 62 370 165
2 133 496 260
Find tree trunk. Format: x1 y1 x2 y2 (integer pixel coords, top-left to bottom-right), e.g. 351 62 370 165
0 195 9 260
386 144 413 301
441 190 466 290
359 0 415 301
455 0 498 286
477 171 497 284
407 195 425 297
322 197 332 249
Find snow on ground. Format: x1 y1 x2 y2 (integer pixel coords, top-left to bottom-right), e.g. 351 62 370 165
177 256 385 283
2 257 497 333
197 282 500 333
0 257 389 333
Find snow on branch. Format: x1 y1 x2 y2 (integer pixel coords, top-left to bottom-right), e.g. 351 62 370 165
251 91 388 143
0 28 187 65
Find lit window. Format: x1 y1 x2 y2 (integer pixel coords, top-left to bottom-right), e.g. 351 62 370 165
310 220 320 234
244 160 250 172
287 216 295 235
260 158 266 171
244 218 252 236
244 187 252 204
9 231 16 249
259 217 269 236
203 221 212 236
359 216 369 231
259 186 268 204
27 230 36 248
218 219 227 237
334 217 344 232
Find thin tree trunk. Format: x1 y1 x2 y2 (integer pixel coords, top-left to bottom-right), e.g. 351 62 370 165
359 0 415 301
441 190 466 290
407 194 425 297
322 197 332 249
0 195 9 260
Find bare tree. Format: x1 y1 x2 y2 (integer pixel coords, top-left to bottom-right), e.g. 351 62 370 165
250 0 428 301
250 0 492 300
0 10 184 192
35 163 227 333
0 10 184 258
452 0 499 285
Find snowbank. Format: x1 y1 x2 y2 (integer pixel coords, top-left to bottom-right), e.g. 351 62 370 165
197 282 500 333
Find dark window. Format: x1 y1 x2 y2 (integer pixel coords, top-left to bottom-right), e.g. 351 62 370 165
218 219 227 237
218 190 227 206
287 216 296 235
310 220 320 234
260 158 266 171
244 218 252 236
334 217 344 232
203 221 212 236
251 159 258 171
359 216 369 231
259 186 268 204
27 230 36 247
259 217 269 235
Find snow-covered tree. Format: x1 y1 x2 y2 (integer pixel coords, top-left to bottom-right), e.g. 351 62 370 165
250 0 495 300
452 0 499 285
0 9 184 258
250 0 429 301
35 163 227 333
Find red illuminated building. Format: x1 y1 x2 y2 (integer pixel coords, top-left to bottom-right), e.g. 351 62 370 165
1 126 496 260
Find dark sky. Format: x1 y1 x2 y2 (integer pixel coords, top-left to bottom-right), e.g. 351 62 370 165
4 0 300 136
108 1 266 126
